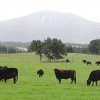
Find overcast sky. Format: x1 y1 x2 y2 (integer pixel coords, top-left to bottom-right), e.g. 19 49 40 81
0 0 100 22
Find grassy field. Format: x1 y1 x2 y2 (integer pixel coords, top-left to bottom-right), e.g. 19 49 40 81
0 53 100 100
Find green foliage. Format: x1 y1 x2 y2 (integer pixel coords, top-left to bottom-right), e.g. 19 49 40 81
0 53 100 100
43 38 67 60
67 45 73 53
0 45 27 54
29 38 67 61
88 39 100 54
73 47 89 54
29 40 43 61
0 45 17 53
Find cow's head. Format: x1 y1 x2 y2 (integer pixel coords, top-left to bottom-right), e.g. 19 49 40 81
54 68 58 74
87 80 91 85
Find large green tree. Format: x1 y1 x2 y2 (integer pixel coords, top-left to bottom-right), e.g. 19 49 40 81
43 38 67 60
29 38 68 61
88 39 100 54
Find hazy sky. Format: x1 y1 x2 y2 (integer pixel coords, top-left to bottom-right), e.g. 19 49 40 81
0 0 100 22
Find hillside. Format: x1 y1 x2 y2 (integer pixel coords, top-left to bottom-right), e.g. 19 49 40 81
0 10 100 44
0 41 31 48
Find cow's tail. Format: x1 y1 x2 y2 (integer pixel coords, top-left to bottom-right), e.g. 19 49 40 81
74 71 76 84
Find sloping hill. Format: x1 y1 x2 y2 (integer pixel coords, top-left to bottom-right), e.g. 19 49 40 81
0 10 100 43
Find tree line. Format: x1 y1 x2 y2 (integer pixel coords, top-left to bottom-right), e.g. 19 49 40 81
28 38 100 61
71 39 100 54
0 41 30 53
0 46 26 53
0 38 100 56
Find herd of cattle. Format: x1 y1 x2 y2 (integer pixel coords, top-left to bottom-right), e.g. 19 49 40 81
37 68 100 86
82 59 100 86
1 59 100 86
67 59 100 65
82 60 100 65
37 59 100 86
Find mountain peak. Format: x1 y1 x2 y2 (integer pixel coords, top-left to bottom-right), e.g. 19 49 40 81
0 10 100 43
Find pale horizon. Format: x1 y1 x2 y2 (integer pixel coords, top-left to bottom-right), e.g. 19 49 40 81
0 0 100 23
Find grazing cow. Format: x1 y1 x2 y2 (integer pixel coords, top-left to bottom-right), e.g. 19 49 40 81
95 61 100 65
0 68 18 84
37 69 44 77
87 61 91 65
87 70 100 86
66 59 70 63
1 72 17 84
54 68 76 84
82 60 87 63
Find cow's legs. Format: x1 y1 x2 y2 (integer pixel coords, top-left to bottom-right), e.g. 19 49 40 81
71 79 73 84
96 81 97 86
71 78 76 84
92 81 97 86
39 75 41 77
58 79 61 83
4 79 7 83
92 81 94 86
13 78 16 84
74 78 76 84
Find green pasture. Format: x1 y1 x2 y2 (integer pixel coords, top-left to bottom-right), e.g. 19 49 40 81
0 53 100 100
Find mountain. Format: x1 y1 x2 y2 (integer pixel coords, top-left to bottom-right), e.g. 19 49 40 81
0 10 100 44
1 41 31 48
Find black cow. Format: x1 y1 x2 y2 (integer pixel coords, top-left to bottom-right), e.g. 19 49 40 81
87 70 100 86
1 72 17 83
66 59 70 63
82 60 87 63
0 68 18 84
87 61 91 65
54 68 76 84
95 61 100 65
37 69 44 77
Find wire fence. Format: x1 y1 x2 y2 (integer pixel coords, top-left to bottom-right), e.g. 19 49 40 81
66 53 100 63
0 53 100 63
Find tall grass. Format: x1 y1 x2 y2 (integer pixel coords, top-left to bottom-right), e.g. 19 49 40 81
0 53 100 100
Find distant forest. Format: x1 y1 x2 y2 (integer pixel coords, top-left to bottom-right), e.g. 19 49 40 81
0 41 88 48
0 41 31 48
0 41 89 54
1 38 100 55
65 43 88 47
